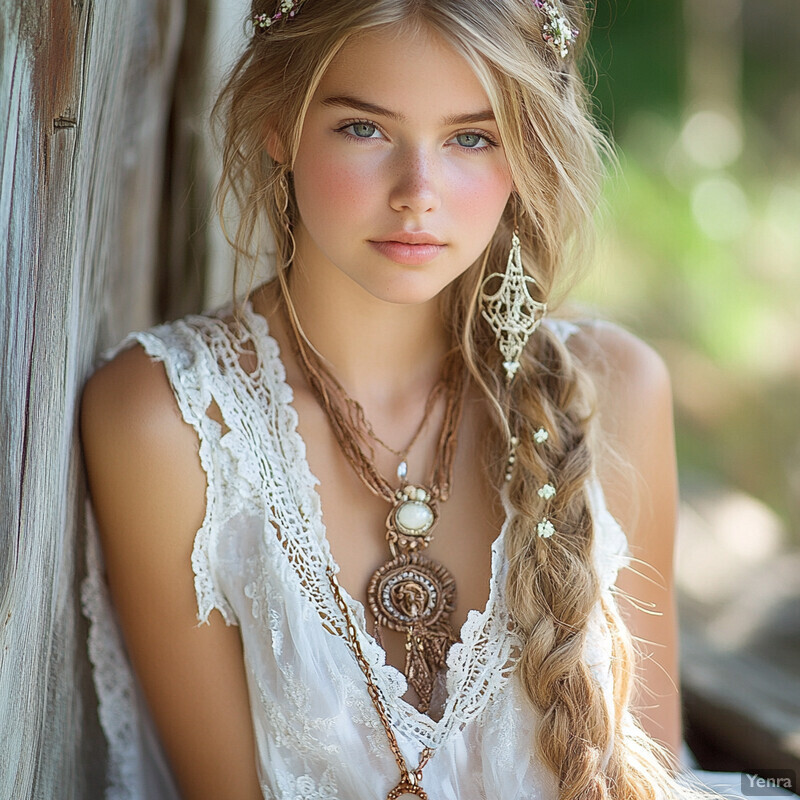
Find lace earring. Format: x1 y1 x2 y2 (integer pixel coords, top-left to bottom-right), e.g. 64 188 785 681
479 204 547 385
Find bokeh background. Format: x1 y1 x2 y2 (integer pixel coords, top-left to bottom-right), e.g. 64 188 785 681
578 0 800 771
582 0 799 542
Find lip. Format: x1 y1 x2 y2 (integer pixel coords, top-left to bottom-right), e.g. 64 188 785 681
368 240 446 265
373 231 446 245
369 231 447 265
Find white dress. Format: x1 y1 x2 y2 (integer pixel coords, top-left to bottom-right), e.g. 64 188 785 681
81 302 794 800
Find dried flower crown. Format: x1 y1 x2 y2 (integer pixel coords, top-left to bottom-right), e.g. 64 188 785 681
251 0 580 59
252 0 306 31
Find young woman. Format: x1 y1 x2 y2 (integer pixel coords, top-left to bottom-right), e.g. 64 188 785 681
80 1 755 799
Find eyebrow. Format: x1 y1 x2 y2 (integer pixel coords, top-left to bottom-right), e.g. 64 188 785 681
319 94 496 126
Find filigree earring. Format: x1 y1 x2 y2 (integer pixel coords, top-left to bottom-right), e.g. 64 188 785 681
479 207 547 385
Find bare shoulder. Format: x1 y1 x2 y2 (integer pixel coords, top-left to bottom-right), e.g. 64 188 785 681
566 320 672 429
80 343 262 798
81 341 197 456
563 320 677 545
80 341 207 567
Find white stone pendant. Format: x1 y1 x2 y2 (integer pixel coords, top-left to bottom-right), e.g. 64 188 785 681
386 484 439 552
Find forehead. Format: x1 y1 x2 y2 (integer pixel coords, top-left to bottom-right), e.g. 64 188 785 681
312 24 493 121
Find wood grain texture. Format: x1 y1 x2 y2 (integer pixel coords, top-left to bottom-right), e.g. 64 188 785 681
1 1 186 796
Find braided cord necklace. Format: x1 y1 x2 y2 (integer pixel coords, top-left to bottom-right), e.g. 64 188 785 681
280 294 468 797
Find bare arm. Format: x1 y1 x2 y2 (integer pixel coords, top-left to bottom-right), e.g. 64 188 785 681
573 323 683 770
80 344 262 800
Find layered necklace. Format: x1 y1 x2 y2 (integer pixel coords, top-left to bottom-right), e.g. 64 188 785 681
280 296 468 719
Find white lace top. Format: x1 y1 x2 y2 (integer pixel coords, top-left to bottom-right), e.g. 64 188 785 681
82 302 634 800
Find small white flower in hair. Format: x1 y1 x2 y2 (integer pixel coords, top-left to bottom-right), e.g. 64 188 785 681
533 427 549 444
538 483 556 500
537 518 556 538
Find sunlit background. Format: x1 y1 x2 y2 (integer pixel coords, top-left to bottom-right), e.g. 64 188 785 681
579 0 799 550
576 1 799 766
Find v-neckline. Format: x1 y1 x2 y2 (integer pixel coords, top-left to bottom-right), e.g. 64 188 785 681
240 299 519 747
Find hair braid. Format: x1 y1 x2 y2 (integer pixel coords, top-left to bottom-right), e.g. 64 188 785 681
506 328 613 797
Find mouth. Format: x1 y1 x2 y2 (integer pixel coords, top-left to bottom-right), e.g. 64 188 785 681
368 239 447 266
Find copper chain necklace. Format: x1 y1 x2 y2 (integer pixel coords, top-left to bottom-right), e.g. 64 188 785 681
280 296 468 714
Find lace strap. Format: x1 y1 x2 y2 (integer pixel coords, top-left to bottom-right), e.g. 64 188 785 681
585 475 632 591
539 318 633 588
542 316 582 343
97 321 237 626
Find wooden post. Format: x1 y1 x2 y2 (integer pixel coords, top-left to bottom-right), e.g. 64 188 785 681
1 1 187 796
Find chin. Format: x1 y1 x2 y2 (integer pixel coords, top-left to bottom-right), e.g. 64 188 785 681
359 270 458 307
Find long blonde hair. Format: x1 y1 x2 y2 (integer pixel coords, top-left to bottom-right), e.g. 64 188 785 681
213 2 712 798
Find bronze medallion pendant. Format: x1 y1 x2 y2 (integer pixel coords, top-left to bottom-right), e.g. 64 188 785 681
367 550 457 712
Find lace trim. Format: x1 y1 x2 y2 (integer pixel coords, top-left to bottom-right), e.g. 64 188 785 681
243 302 522 753
108 324 237 626
84 304 632 784
82 509 143 800
93 325 239 626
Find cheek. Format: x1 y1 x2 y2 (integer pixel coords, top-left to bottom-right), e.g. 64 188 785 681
295 148 376 225
448 165 512 229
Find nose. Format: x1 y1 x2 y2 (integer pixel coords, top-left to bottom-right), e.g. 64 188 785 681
388 146 441 215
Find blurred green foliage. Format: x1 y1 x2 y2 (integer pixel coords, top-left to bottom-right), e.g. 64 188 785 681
576 1 800 540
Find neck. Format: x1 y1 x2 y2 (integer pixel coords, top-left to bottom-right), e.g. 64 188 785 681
280 261 452 408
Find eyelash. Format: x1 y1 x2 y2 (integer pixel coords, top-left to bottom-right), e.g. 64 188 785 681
334 119 500 154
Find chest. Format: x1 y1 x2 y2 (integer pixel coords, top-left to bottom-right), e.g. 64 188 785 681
290 385 507 703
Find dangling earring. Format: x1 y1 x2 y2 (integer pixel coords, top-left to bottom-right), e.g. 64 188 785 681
479 203 547 385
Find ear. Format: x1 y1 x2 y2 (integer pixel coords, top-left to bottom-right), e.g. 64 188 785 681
264 126 287 164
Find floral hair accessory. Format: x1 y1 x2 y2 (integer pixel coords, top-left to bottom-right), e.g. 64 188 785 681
537 483 556 500
533 1 580 58
252 0 306 32
537 518 556 538
533 427 549 444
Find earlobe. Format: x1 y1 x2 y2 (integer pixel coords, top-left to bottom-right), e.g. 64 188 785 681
264 128 286 164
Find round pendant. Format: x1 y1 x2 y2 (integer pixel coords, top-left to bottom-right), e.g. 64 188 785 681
395 500 434 536
367 553 456 633
386 486 440 551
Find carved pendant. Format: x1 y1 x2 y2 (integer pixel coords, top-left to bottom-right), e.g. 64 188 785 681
367 552 457 711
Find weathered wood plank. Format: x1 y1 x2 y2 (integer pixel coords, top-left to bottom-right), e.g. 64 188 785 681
1 1 186 797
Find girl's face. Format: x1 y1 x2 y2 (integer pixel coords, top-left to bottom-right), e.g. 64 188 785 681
289 23 514 306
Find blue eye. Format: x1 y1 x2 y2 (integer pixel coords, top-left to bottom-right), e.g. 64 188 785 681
344 122 380 139
453 131 499 153
456 133 483 148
